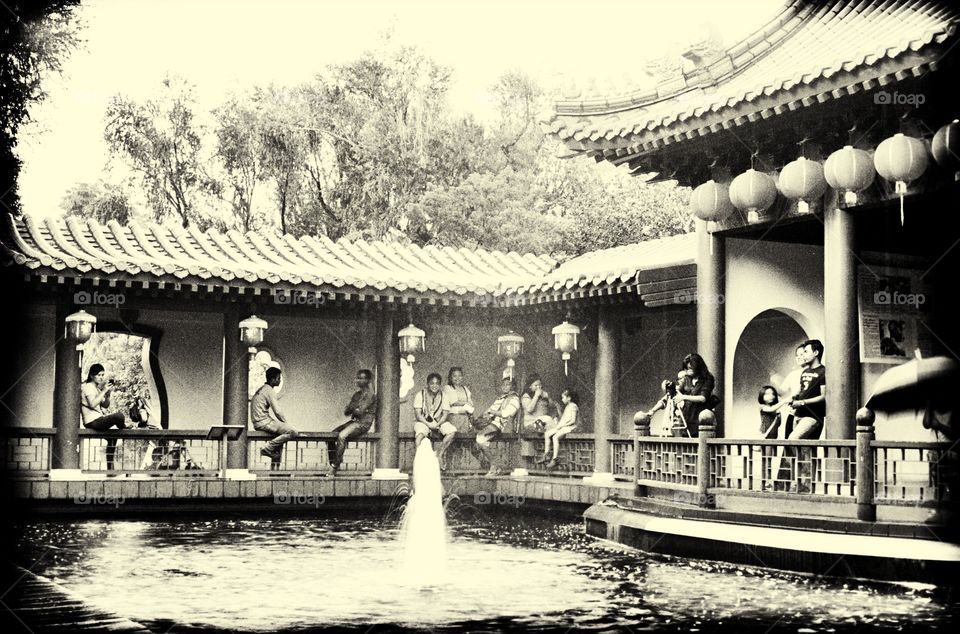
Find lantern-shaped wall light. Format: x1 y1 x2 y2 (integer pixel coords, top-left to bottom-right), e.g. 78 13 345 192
824 145 875 207
729 169 777 223
65 309 97 368
551 320 580 376
239 314 268 354
874 133 929 225
777 157 827 214
65 309 97 344
497 331 524 380
398 322 426 365
932 120 960 180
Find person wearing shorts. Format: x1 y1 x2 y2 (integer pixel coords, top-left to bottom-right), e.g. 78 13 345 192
413 372 455 469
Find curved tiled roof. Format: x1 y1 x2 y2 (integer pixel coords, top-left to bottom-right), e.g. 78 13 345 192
1 214 697 307
543 0 959 156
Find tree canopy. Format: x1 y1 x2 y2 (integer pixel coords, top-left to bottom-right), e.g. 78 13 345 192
39 29 691 257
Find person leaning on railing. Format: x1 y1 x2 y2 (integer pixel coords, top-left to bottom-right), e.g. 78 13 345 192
474 376 520 478
81 363 127 470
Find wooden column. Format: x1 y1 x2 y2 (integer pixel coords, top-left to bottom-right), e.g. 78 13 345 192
52 301 81 470
587 307 620 482
695 219 725 436
855 408 877 521
374 312 402 477
824 202 859 439
223 304 249 469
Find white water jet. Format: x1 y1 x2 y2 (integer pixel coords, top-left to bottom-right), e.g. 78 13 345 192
398 440 448 586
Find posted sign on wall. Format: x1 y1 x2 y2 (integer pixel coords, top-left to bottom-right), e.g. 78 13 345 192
857 265 932 364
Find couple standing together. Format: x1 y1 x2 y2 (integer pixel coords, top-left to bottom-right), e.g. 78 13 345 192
759 339 826 440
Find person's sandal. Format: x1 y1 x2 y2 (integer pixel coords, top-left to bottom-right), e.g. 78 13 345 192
534 454 549 465
546 458 558 469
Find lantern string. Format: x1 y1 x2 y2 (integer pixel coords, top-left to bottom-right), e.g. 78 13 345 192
797 137 809 160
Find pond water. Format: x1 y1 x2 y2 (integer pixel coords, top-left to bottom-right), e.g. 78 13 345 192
11 507 958 633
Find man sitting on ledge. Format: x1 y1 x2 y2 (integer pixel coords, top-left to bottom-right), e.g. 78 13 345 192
330 369 378 475
250 367 299 461
474 377 520 478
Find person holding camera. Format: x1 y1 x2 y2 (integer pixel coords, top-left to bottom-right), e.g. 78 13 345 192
81 363 128 470
642 353 716 437
413 372 456 469
521 374 559 433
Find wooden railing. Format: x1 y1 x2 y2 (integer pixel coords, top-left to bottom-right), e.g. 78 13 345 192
872 441 956 506
707 439 857 497
248 431 378 476
0 427 54 475
4 424 954 519
78 429 221 475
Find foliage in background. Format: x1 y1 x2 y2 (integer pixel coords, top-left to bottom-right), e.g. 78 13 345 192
1 0 81 215
81 332 151 420
15 13 691 256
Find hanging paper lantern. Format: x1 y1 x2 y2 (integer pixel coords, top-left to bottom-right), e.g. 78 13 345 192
778 157 827 214
824 145 875 207
690 180 735 222
497 331 524 380
398 323 425 364
551 320 580 376
729 169 777 223
874 133 929 225
931 120 959 180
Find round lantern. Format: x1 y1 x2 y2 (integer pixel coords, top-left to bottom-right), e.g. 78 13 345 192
65 309 97 344
497 331 524 380
932 120 960 179
874 133 929 225
398 322 425 364
239 314 268 352
729 169 777 223
778 157 827 214
690 180 735 223
552 320 580 376
824 145 875 207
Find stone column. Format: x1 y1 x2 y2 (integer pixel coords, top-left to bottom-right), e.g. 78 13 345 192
51 301 82 477
372 312 405 480
824 200 859 439
695 219 725 436
585 307 620 485
222 304 251 476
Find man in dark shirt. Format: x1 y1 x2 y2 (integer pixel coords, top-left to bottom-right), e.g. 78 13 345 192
788 339 826 439
329 369 377 474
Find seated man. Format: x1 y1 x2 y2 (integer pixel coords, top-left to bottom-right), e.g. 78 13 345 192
474 377 520 477
250 367 299 461
413 372 456 470
330 369 377 474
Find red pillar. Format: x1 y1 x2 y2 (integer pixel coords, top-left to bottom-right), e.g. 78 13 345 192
223 304 249 469
52 301 81 470
373 312 403 478
587 307 620 483
824 200 859 439
696 219 725 436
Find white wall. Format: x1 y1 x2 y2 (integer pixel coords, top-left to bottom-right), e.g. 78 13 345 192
724 239 824 437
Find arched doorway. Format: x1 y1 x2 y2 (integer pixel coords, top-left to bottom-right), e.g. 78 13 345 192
730 309 808 438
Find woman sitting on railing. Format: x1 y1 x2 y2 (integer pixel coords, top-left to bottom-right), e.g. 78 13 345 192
81 363 128 470
536 389 580 469
442 367 475 434
521 374 559 433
